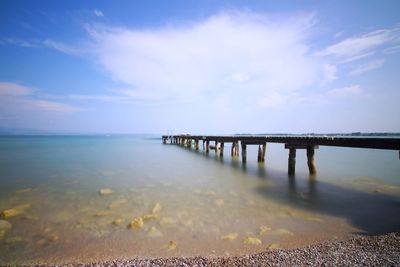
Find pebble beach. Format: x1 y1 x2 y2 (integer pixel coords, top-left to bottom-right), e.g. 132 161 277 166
23 232 399 267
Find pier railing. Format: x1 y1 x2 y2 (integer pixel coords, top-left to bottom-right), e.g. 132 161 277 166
162 135 400 175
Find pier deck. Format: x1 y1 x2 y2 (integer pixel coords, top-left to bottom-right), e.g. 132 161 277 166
162 135 400 175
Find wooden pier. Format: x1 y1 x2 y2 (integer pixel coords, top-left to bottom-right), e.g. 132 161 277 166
162 135 400 175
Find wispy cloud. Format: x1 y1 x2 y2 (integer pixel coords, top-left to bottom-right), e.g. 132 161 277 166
94 9 104 17
350 59 385 76
316 27 400 63
0 82 83 113
42 39 80 55
327 85 364 98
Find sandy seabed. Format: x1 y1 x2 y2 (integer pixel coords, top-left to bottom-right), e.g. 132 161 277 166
15 232 400 267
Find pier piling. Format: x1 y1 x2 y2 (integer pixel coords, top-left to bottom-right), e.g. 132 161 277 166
288 148 296 175
241 142 247 163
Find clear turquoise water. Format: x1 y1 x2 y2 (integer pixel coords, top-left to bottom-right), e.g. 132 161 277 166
0 135 399 264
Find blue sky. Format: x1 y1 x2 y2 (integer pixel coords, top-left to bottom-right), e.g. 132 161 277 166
1 0 400 134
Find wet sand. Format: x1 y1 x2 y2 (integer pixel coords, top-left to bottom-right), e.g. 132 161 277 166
23 232 399 266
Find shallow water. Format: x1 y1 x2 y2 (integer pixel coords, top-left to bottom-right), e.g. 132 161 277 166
0 135 399 264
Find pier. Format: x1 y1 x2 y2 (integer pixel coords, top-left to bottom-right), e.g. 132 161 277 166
162 135 400 175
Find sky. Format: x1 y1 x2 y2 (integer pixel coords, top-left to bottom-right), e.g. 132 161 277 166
0 0 400 134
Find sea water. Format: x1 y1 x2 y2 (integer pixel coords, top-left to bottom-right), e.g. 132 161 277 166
0 135 399 264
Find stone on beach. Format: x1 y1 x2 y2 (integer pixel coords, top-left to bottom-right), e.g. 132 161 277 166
112 218 124 225
99 188 113 196
214 199 224 207
166 240 177 250
1 203 31 218
107 199 128 209
152 203 162 213
128 217 144 229
243 236 262 245
0 219 12 240
148 226 163 237
259 226 272 235
221 233 238 241
142 214 158 221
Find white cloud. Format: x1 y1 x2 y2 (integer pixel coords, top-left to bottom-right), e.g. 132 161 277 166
42 39 80 55
85 12 331 107
0 82 83 113
316 27 400 62
350 59 385 75
94 9 104 17
327 85 364 98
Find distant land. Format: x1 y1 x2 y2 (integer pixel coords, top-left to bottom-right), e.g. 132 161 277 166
1 127 398 137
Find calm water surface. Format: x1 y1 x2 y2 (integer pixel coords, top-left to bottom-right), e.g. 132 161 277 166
0 135 399 264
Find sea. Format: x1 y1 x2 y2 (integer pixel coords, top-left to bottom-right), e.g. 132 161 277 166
0 135 399 264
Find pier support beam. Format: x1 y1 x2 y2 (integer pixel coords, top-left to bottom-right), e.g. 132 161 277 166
257 142 267 162
288 148 296 175
220 142 224 157
195 140 199 150
241 142 247 163
307 146 317 175
206 140 209 153
215 141 218 154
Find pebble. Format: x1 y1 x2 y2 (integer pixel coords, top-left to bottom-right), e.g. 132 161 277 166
0 219 12 239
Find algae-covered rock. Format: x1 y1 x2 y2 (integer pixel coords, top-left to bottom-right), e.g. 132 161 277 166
152 203 162 213
15 188 33 194
166 240 177 250
148 226 163 237
221 233 238 241
259 226 271 235
128 217 144 229
5 236 23 244
273 228 293 235
243 236 262 245
268 243 280 249
0 219 12 240
305 216 323 223
99 188 113 196
142 214 158 221
112 218 124 225
1 203 31 218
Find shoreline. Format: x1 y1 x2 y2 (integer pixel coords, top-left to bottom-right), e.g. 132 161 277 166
13 232 399 266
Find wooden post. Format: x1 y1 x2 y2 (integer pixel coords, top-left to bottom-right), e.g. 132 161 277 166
220 142 224 157
195 140 199 150
202 140 205 150
257 145 262 162
215 141 218 154
236 141 240 156
262 142 266 162
288 147 296 175
241 142 247 163
206 140 209 153
307 146 317 175
231 142 235 156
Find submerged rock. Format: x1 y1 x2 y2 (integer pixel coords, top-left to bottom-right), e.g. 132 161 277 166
112 218 124 225
148 226 163 237
221 233 238 241
142 214 158 221
273 228 293 235
305 216 323 223
243 236 262 245
214 199 224 207
1 203 31 218
259 226 272 235
99 188 113 196
166 240 177 250
268 243 280 249
15 188 33 194
107 199 128 209
128 217 144 229
5 236 23 244
0 219 12 240
152 203 162 213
